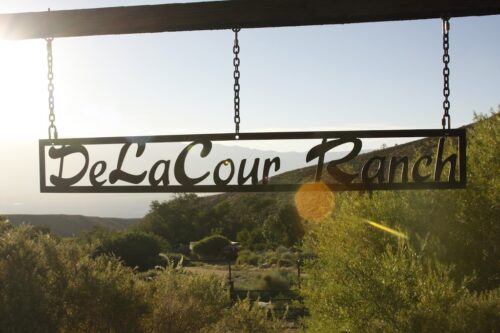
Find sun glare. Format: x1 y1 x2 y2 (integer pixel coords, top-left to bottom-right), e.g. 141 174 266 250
294 182 335 222
364 219 408 239
0 40 46 140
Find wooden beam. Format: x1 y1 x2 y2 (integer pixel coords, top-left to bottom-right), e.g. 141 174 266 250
1 0 500 40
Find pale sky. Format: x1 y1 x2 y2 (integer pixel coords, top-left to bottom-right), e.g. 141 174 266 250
0 1 499 217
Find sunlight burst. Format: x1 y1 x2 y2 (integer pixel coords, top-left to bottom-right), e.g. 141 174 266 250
363 219 408 239
294 182 335 222
0 40 46 140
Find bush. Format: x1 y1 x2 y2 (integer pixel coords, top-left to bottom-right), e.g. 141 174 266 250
279 251 297 267
61 255 148 333
278 258 294 267
144 268 227 333
0 224 293 332
0 225 65 332
262 250 280 266
159 252 187 267
191 234 231 259
237 249 261 266
302 217 499 332
201 298 286 333
0 225 148 333
448 288 500 333
95 230 169 271
300 112 500 331
275 245 289 254
259 270 293 290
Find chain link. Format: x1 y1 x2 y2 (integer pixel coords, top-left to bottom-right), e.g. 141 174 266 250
46 37 58 140
232 28 241 138
442 17 451 130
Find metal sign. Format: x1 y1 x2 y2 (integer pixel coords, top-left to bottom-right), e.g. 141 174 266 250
39 129 466 193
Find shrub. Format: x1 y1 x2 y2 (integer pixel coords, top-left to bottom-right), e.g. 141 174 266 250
61 255 148 333
259 270 292 290
95 230 169 271
278 258 295 267
279 251 298 267
262 250 280 266
0 225 148 333
280 251 296 261
448 288 500 333
300 250 318 261
0 225 65 332
0 224 290 332
302 217 499 332
201 298 286 333
237 249 261 266
275 245 288 253
300 112 500 331
144 268 227 333
159 252 187 267
191 234 231 259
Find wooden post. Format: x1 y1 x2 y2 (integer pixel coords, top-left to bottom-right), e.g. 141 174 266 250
1 0 499 40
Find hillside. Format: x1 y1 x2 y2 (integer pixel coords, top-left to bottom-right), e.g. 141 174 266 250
4 214 140 237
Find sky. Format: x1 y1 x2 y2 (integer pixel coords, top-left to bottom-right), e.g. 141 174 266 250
0 1 499 217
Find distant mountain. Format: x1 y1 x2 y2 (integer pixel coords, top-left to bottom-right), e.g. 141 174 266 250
4 214 140 237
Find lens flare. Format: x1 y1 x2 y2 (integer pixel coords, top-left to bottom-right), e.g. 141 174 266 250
294 182 335 222
363 219 408 239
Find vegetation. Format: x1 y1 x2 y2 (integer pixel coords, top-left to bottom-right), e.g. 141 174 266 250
1 111 498 331
301 111 500 332
191 234 231 259
0 223 147 333
236 248 299 268
138 195 304 252
0 222 286 333
94 230 169 271
201 298 287 333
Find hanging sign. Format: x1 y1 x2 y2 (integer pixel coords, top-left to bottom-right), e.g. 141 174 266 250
39 129 466 193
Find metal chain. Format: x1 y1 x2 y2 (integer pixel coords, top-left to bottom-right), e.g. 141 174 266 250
46 37 58 140
442 17 451 130
232 28 241 138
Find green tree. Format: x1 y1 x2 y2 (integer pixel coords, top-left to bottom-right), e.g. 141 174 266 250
139 194 205 248
262 204 304 247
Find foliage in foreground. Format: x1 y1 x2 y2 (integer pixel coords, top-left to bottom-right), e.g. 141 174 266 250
302 219 499 333
0 222 286 333
0 223 147 333
301 112 500 332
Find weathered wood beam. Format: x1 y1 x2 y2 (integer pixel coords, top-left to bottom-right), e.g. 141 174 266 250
1 0 500 40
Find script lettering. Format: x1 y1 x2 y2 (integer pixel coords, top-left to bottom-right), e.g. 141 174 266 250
39 129 466 192
49 144 89 187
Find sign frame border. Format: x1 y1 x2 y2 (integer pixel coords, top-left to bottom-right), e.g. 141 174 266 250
39 128 466 193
